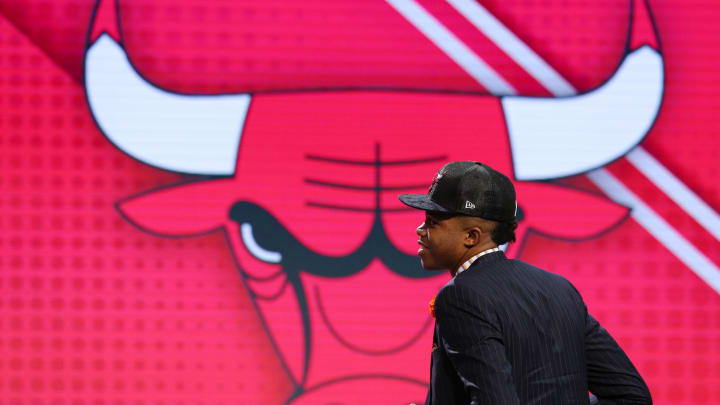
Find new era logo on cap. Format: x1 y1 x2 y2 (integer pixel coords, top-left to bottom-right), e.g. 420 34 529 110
465 201 476 209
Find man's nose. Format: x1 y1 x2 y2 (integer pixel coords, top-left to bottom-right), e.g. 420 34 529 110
416 222 426 236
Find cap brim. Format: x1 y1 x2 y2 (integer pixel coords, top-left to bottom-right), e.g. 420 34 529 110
398 194 451 213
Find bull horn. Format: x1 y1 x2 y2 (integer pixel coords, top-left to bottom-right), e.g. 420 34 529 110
501 45 663 181
84 25 251 175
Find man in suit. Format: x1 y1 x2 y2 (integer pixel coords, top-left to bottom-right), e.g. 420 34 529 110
399 161 652 405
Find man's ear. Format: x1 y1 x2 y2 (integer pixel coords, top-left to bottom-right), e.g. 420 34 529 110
463 226 483 248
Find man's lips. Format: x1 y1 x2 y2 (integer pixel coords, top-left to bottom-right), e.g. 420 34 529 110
417 240 428 255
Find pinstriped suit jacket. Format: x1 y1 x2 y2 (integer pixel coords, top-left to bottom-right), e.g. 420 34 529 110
426 251 651 405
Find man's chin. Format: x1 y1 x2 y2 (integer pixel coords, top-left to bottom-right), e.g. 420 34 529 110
419 258 446 272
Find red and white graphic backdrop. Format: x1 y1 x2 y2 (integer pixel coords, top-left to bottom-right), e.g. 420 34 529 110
1 0 719 404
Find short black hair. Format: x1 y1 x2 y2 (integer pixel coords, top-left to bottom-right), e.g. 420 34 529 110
491 218 517 246
455 213 517 246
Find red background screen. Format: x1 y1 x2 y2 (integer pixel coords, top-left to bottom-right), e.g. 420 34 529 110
1 0 719 403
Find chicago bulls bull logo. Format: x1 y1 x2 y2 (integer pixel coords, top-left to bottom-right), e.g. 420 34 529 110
83 0 663 403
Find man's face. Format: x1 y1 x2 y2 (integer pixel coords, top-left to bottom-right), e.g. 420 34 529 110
415 212 468 271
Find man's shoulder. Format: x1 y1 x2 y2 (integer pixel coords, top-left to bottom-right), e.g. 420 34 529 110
458 256 578 296
522 258 578 283
460 255 561 280
506 258 569 280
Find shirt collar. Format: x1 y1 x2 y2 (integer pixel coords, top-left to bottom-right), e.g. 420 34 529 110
456 247 501 276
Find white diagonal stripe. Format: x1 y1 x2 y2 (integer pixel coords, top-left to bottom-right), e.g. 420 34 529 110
626 147 720 242
446 0 576 96
442 1 720 288
384 0 516 95
588 168 720 294
448 0 718 245
448 0 720 244
392 0 720 291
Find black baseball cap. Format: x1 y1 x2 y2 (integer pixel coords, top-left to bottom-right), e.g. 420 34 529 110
398 161 517 222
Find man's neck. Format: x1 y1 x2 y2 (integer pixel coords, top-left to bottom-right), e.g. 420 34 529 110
449 242 499 276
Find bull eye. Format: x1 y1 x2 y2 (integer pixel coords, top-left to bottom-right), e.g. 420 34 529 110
229 200 429 278
229 202 288 264
229 200 360 276
240 223 281 263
